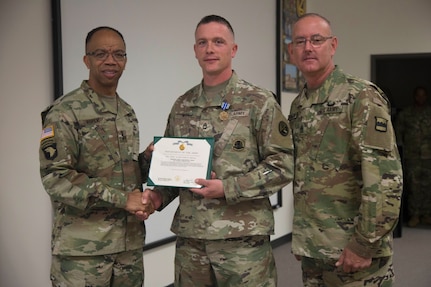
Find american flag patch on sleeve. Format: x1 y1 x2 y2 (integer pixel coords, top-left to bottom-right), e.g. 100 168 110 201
40 125 54 141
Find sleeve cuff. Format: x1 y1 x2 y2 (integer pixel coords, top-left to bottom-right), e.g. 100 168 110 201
222 178 240 204
345 234 379 258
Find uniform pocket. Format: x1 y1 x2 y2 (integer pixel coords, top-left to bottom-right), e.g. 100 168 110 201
79 124 119 172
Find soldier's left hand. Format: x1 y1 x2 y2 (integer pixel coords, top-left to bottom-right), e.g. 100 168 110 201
190 173 224 199
142 141 154 161
335 247 372 273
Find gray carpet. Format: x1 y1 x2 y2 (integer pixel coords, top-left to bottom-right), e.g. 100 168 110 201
273 225 431 286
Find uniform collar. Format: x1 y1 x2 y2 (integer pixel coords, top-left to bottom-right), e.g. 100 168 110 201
193 70 240 108
299 66 344 107
81 80 124 115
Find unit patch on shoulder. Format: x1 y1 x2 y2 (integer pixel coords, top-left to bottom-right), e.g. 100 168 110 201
42 143 58 160
40 125 58 160
375 117 388 132
279 121 289 136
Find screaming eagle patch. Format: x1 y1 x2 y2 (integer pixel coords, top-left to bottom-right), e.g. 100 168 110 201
40 125 58 160
375 117 388 132
42 143 58 160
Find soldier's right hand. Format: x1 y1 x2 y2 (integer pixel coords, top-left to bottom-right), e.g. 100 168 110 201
143 188 162 210
125 189 155 215
134 189 161 221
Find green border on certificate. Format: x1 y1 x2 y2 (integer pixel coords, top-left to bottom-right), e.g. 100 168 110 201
147 137 214 188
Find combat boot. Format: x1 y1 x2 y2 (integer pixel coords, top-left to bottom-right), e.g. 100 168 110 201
408 216 420 227
421 215 431 225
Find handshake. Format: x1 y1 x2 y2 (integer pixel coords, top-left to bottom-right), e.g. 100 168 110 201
125 189 161 221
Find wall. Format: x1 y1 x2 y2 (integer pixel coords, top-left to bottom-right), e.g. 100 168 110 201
307 0 431 79
1 0 431 286
59 0 284 247
0 0 53 286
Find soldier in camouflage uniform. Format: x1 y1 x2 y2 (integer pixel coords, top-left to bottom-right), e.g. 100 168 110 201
395 86 431 227
39 27 154 287
287 14 403 286
144 15 294 287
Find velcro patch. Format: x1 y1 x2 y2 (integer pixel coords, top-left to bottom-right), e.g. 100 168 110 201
40 125 54 141
42 143 58 160
231 110 249 117
375 117 388 132
279 121 289 136
364 105 393 151
232 138 245 151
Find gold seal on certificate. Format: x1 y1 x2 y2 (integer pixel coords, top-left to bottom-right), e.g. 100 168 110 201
147 137 214 188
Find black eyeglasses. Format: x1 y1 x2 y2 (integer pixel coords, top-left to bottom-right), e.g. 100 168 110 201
86 49 127 61
292 35 333 48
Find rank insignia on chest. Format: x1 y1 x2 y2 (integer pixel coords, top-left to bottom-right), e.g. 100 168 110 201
200 120 212 131
375 116 388 132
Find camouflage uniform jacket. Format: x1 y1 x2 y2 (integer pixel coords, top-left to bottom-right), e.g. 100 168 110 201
395 105 431 159
156 71 294 239
39 80 144 256
289 67 403 260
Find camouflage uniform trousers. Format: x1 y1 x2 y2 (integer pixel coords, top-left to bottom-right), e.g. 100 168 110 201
175 235 277 287
404 159 431 217
300 256 394 287
50 249 144 287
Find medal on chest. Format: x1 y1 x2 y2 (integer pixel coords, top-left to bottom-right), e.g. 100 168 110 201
219 101 230 121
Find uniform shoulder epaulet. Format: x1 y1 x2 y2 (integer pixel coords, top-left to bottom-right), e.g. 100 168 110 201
41 106 53 125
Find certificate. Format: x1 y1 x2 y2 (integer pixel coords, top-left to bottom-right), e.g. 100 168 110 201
147 137 214 188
